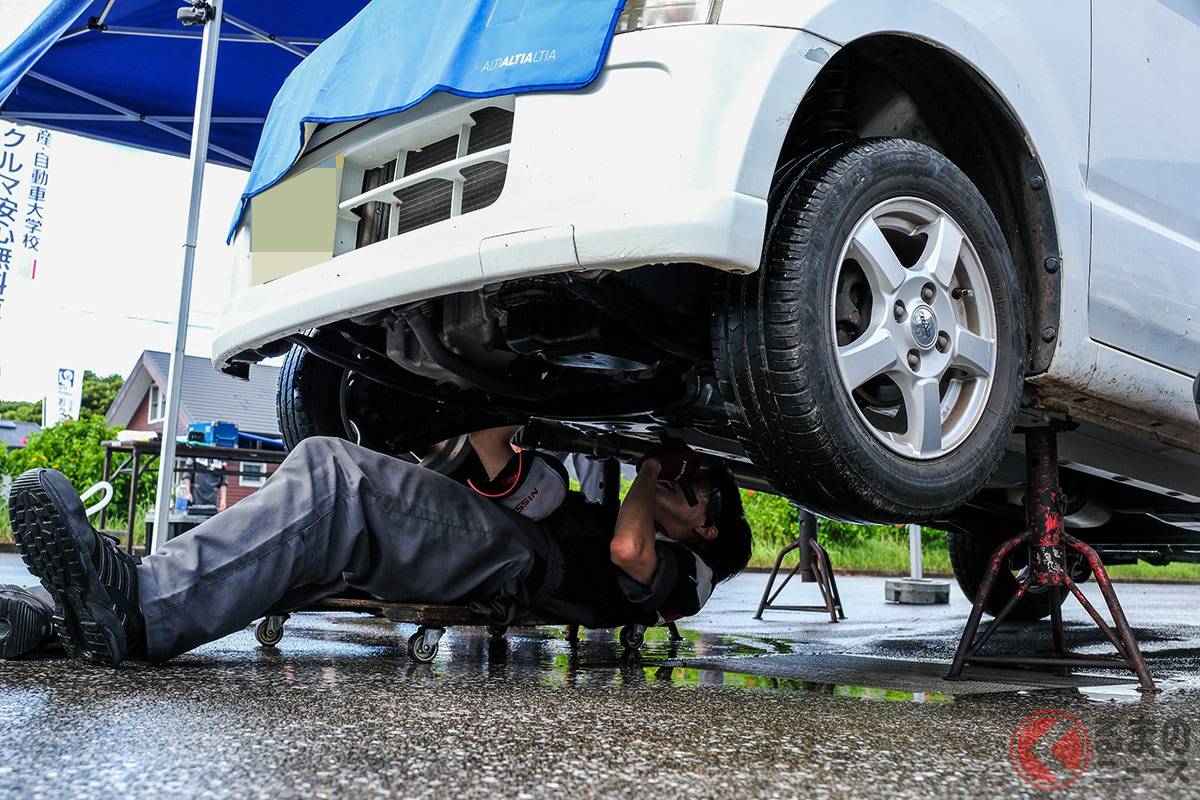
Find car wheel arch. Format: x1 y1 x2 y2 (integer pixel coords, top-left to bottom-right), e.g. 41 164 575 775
772 33 1062 376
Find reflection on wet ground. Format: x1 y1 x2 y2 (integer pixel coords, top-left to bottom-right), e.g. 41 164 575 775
179 611 1166 704
2 558 1200 798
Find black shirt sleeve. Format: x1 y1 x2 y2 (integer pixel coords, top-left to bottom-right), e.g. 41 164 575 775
615 540 716 622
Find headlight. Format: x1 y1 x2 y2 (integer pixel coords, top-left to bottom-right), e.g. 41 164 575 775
615 0 722 33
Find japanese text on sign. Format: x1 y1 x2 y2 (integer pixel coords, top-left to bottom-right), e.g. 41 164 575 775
0 125 50 321
45 366 82 426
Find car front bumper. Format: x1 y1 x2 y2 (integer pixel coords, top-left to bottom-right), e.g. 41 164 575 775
215 23 835 370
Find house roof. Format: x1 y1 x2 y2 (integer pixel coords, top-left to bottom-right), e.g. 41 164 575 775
106 351 282 437
0 420 40 449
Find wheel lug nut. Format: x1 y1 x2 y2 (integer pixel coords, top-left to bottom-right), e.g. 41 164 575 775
921 285 935 302
907 351 920 370
893 302 906 321
936 332 951 352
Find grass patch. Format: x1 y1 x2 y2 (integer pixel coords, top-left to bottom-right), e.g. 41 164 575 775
826 537 953 574
750 533 952 574
1104 561 1200 581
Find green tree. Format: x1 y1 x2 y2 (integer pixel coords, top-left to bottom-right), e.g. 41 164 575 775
0 399 43 423
81 370 124 418
0 415 155 514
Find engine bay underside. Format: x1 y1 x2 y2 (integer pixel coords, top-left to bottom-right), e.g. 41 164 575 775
292 264 732 436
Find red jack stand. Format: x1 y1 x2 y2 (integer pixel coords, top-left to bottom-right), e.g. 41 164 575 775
755 508 845 623
946 426 1159 692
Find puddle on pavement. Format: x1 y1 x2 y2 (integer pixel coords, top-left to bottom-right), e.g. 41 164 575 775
196 618 950 705
579 660 955 704
158 612 1163 706
491 627 957 702
1077 683 1162 703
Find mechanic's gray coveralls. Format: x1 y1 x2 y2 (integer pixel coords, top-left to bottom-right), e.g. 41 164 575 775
135 437 713 664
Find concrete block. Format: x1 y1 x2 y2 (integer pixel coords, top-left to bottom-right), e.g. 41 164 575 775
884 578 951 605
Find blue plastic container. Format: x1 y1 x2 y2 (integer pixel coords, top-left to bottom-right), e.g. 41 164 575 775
186 421 239 448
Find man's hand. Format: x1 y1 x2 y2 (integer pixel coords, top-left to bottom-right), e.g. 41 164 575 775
637 442 700 484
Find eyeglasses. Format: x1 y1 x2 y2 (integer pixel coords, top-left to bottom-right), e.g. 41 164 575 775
680 474 721 529
701 485 722 529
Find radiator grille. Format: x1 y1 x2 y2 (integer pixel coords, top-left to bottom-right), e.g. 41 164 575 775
351 105 513 247
394 178 454 236
462 161 509 214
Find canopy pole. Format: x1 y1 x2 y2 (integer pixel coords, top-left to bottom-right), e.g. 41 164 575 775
151 0 224 555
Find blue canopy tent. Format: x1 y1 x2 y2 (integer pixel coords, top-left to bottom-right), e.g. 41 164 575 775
0 0 370 549
0 1 366 167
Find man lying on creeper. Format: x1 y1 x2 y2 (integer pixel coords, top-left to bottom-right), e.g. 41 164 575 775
3 427 750 665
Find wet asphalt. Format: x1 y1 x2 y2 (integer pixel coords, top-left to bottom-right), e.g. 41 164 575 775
2 552 1199 800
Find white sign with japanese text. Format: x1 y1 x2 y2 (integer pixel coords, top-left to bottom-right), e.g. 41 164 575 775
43 366 82 426
0 123 51 325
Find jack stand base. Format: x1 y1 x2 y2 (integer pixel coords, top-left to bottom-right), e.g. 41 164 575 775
885 578 950 605
946 426 1159 692
755 509 845 623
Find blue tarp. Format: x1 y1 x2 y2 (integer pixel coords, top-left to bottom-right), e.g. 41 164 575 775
231 0 625 237
0 1 370 168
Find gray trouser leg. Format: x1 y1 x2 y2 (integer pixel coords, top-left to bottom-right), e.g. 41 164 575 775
137 437 547 664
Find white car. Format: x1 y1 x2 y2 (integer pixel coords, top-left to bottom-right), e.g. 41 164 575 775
217 0 1200 617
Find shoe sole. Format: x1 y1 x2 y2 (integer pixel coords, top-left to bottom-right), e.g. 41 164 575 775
9 470 126 666
0 593 52 659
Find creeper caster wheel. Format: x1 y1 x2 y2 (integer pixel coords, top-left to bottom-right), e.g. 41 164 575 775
619 624 645 650
255 615 288 647
407 626 445 663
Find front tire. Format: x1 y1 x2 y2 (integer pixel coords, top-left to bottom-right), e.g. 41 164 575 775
277 330 348 451
715 138 1025 522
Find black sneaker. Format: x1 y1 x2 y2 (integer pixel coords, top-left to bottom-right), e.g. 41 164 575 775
0 585 55 659
8 469 144 666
